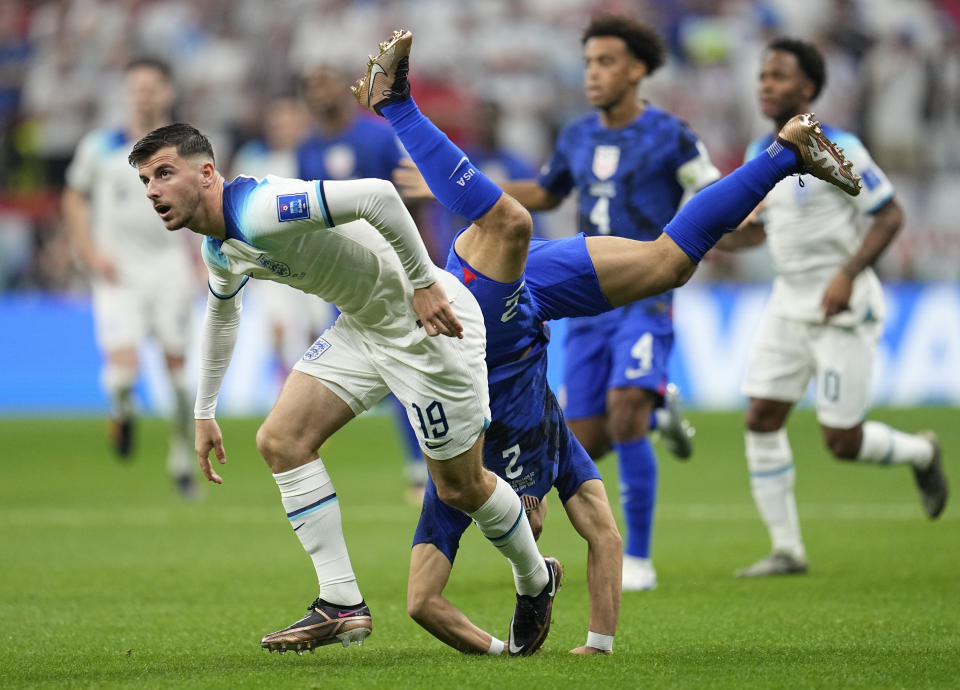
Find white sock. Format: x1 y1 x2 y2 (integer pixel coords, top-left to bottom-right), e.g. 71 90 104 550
274 458 362 606
167 368 194 476
858 421 934 469
486 637 505 655
102 364 136 418
746 430 805 559
469 475 548 596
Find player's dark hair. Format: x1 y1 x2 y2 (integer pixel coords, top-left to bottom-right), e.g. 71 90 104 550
125 56 173 81
128 123 215 167
582 13 666 74
767 37 826 100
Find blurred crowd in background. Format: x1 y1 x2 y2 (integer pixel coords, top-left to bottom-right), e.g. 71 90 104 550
2 0 960 294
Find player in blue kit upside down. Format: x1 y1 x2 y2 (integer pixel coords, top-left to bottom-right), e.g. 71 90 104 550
353 30 861 655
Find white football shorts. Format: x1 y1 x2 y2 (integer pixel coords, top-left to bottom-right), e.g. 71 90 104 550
92 278 195 355
741 310 882 428
293 276 490 461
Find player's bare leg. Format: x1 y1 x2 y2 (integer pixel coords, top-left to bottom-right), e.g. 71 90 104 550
163 351 198 498
823 422 947 519
408 543 502 654
425 437 560 656
103 347 138 458
255 371 372 653
563 479 621 655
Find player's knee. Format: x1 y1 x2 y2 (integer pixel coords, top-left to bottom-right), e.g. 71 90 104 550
406 588 437 625
823 426 861 460
255 423 304 470
607 405 652 443
485 194 532 245
746 405 782 433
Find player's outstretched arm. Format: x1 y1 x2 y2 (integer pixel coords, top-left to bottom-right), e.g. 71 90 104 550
408 544 502 654
562 479 621 655
322 178 437 289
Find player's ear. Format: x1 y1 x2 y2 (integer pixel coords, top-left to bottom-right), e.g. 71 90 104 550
198 159 216 186
629 58 648 83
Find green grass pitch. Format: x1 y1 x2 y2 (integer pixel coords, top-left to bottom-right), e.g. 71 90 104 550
1 408 957 688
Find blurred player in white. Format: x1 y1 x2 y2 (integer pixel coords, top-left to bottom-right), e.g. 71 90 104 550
717 38 948 578
62 57 199 498
128 121 559 655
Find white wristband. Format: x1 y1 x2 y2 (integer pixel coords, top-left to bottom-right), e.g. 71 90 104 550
586 631 613 652
487 637 505 655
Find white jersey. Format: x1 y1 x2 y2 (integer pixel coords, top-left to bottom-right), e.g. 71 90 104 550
65 129 193 283
201 175 438 348
745 126 895 327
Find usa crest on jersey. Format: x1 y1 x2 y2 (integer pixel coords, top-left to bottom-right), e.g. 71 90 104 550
592 145 621 180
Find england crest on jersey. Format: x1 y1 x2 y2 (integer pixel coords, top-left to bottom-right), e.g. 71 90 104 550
592 145 621 181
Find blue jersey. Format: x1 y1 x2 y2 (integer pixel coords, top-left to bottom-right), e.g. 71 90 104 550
413 234 609 562
538 105 716 331
297 115 402 181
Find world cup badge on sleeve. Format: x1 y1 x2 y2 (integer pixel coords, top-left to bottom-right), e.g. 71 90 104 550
277 193 311 222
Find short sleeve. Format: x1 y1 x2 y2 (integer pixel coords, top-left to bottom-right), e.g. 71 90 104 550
201 237 247 299
538 135 574 200
831 131 896 214
65 132 102 195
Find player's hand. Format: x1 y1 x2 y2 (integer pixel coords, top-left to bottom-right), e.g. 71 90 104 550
523 494 547 540
413 282 463 338
195 418 226 484
393 159 434 201
90 253 119 283
569 645 612 655
821 271 853 320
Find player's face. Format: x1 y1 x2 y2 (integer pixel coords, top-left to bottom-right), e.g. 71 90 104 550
583 36 646 109
137 147 205 231
126 66 175 122
758 49 814 121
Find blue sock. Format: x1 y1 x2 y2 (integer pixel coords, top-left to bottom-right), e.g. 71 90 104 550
614 437 658 558
664 141 800 264
380 98 503 220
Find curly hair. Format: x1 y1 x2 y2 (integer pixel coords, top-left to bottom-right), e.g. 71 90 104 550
582 14 666 74
767 37 827 100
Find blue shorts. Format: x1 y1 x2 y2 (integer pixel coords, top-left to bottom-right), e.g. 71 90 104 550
412 368 601 563
563 311 674 420
525 233 612 321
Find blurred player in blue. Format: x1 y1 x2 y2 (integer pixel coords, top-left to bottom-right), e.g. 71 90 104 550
354 29 861 654
715 37 948 578
498 15 721 590
297 64 428 500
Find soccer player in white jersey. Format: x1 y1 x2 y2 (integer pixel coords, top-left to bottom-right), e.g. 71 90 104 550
127 121 560 655
62 57 200 498
716 38 948 578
